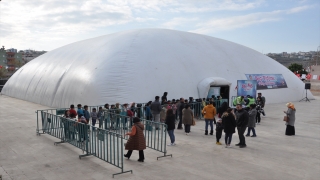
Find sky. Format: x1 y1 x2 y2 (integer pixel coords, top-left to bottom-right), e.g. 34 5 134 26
0 0 319 53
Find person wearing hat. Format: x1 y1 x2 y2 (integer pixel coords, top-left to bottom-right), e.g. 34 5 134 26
283 102 296 136
124 117 146 162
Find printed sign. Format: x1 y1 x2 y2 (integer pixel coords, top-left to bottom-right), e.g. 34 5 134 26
312 75 318 80
245 74 288 90
237 80 257 99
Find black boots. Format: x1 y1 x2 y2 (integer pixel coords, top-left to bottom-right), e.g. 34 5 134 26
124 154 130 159
205 130 208 135
210 130 213 135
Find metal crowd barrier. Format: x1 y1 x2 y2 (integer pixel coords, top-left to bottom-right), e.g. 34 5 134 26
36 108 68 135
102 112 172 160
186 99 228 119
37 111 132 178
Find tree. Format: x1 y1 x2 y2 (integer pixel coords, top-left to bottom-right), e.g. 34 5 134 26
0 67 7 78
288 63 307 74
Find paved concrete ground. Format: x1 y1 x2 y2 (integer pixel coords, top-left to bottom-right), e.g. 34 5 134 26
0 95 319 180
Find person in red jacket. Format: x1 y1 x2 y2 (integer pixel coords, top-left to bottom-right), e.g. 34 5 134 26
69 104 77 118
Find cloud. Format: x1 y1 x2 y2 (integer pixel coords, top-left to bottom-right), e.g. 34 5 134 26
168 0 264 13
286 5 311 14
191 6 312 34
162 17 198 29
0 0 314 51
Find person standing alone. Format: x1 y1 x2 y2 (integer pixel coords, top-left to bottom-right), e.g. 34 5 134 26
235 104 249 148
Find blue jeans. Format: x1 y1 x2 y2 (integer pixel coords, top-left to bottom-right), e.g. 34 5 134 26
92 119 97 130
167 130 175 143
205 119 213 131
225 133 233 145
247 127 256 136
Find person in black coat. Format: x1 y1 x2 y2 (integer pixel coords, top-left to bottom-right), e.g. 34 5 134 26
222 108 237 148
177 98 185 129
235 104 249 148
165 109 176 146
161 92 168 105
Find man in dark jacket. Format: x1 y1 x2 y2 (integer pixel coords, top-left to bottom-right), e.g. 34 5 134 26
83 105 91 123
150 96 162 129
161 92 168 105
257 93 266 116
177 98 185 129
235 104 249 148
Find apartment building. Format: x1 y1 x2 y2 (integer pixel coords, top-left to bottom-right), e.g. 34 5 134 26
0 46 24 78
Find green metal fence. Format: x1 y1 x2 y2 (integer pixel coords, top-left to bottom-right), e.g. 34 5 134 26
101 112 172 160
36 108 68 135
38 111 132 178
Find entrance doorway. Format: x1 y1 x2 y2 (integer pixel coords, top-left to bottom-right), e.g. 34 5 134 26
207 86 230 104
197 77 232 103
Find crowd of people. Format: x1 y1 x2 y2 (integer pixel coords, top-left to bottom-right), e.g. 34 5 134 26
61 91 297 162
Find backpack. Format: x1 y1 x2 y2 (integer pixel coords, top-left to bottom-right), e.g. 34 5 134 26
127 109 134 117
216 122 224 130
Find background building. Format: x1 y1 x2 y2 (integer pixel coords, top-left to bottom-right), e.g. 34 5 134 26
0 46 46 78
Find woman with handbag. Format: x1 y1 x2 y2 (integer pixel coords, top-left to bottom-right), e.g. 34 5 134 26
124 117 146 162
182 104 193 135
283 102 296 136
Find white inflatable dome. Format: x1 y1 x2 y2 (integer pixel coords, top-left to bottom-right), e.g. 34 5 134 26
2 29 314 107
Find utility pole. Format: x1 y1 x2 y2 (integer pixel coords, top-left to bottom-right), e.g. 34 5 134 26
317 46 320 66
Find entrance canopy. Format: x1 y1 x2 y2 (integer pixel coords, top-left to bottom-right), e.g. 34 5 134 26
198 77 232 98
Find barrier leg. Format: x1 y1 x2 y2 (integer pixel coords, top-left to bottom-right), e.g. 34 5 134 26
54 140 65 145
157 152 173 160
112 170 133 178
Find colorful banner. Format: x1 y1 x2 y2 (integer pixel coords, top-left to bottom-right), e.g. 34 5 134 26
237 80 257 99
245 74 288 90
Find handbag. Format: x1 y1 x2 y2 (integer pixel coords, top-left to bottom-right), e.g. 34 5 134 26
192 118 196 126
283 115 290 122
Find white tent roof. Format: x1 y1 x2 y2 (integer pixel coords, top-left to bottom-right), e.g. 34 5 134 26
2 29 313 107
